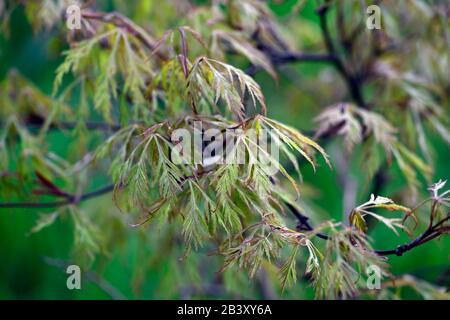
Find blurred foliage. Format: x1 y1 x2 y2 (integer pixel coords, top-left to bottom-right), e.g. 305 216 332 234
0 0 449 299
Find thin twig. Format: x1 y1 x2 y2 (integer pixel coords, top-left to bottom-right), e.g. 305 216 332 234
43 256 127 300
375 215 450 256
285 202 329 240
250 4 368 109
9 120 122 132
246 49 333 75
81 11 167 60
0 184 114 209
316 4 367 109
286 201 449 257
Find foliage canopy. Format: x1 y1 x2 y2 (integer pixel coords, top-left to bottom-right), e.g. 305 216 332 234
0 0 449 299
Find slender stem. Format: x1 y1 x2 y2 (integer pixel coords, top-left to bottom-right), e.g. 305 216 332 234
0 184 114 209
54 121 121 131
81 11 167 60
286 201 449 257
316 5 367 108
43 256 127 300
285 202 329 240
374 224 447 256
271 52 333 64
251 4 368 109
11 120 122 132
246 50 334 75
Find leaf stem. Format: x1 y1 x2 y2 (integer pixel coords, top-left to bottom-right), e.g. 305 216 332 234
0 184 114 209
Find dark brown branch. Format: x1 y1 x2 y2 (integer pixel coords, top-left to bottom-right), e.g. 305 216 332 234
248 3 369 111
1 168 219 210
285 202 329 240
52 121 121 131
259 2 446 259
286 201 449 257
375 215 450 256
0 184 114 209
11 119 122 132
316 4 367 109
271 52 334 64
246 49 334 75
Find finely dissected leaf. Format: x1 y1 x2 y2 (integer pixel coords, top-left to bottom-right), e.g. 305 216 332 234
55 29 153 123
220 227 277 280
312 226 389 299
349 210 368 233
129 198 168 227
182 181 210 249
187 57 266 118
71 207 105 266
315 103 431 191
279 244 299 291
29 211 61 234
304 240 321 274
211 30 277 79
394 275 450 300
53 35 99 95
260 116 331 169
315 103 364 150
351 194 411 236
